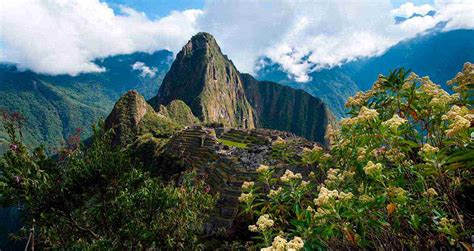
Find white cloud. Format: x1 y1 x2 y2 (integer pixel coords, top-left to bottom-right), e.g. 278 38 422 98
131 61 157 78
0 0 473 81
391 2 435 17
0 0 202 75
198 0 474 82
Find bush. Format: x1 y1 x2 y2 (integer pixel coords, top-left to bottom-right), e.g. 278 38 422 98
0 119 216 249
241 63 473 250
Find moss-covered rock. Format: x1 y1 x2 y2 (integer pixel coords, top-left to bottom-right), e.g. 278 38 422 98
157 99 200 126
105 90 180 146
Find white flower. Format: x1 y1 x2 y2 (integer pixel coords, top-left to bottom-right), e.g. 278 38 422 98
241 181 254 190
287 236 304 250
300 180 310 187
238 193 253 203
257 164 270 173
272 235 287 251
339 191 354 201
356 106 379 122
419 143 439 156
382 114 407 131
280 169 302 182
314 186 339 206
248 224 258 232
256 214 274 231
446 115 470 137
363 161 382 177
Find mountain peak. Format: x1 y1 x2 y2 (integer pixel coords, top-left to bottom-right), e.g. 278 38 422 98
192 32 217 42
152 32 256 128
181 32 220 57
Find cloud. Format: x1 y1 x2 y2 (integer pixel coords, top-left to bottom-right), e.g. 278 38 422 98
0 0 202 75
131 61 157 78
198 0 473 82
0 0 473 81
391 2 435 17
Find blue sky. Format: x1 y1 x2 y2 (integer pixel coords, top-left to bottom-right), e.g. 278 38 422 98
1 0 472 80
104 0 435 19
104 0 204 18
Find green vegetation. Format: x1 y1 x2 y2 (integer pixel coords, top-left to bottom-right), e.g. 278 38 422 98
1 55 472 249
0 51 171 151
239 64 473 249
217 138 248 148
157 100 200 126
0 116 216 249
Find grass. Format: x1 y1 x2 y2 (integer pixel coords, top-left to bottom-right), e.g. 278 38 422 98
217 138 248 149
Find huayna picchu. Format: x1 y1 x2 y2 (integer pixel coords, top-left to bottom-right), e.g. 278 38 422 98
149 32 334 143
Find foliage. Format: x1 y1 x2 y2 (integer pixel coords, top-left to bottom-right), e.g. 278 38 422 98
217 138 248 149
0 118 216 249
242 63 473 250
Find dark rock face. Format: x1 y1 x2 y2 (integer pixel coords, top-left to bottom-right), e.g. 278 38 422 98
241 74 334 144
151 32 256 129
151 32 333 145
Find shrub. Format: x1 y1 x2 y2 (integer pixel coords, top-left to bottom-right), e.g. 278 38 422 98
242 63 473 250
0 119 216 249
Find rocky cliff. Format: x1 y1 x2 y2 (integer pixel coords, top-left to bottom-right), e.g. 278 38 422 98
150 32 255 129
241 74 334 144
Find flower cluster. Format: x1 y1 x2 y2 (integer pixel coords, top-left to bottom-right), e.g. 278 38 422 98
363 161 382 177
442 105 472 136
357 147 367 161
268 187 282 198
447 62 473 94
249 214 274 233
280 170 302 182
314 186 339 206
356 106 379 123
261 235 304 251
242 181 255 190
300 180 310 187
442 106 471 137
345 91 373 107
238 192 253 203
419 143 439 156
257 164 270 173
382 114 407 131
359 194 375 203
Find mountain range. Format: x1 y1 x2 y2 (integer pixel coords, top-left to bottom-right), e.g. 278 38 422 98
0 29 473 149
